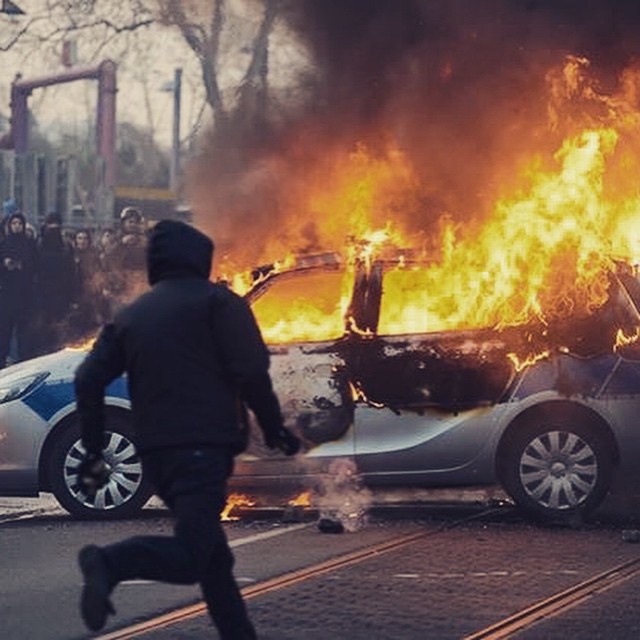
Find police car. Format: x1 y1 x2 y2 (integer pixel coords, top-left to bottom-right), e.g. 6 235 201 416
1 255 640 521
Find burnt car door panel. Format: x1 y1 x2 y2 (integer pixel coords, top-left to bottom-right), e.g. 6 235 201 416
345 334 516 412
345 261 519 477
237 342 355 477
269 344 353 445
347 260 519 411
238 265 356 477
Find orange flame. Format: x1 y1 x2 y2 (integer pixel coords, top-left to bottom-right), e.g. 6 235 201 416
376 126 618 335
614 328 640 352
287 490 312 507
244 57 640 348
65 336 97 351
507 350 551 372
221 493 256 521
250 259 355 343
348 380 385 408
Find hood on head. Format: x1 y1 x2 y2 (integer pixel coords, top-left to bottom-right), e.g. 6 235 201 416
44 211 62 226
147 220 213 285
2 198 17 217
7 213 26 233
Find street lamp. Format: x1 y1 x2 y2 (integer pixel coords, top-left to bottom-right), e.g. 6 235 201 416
161 68 182 195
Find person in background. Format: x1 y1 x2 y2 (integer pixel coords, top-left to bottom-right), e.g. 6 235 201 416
0 212 38 367
1 198 20 243
105 206 148 272
74 220 301 638
25 222 37 241
97 227 117 260
69 229 106 338
35 211 76 354
101 207 148 311
94 227 119 321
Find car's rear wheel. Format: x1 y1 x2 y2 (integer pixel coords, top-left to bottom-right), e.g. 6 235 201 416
499 416 614 522
46 416 153 519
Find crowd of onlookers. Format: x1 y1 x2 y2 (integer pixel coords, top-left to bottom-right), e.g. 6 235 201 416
0 198 149 369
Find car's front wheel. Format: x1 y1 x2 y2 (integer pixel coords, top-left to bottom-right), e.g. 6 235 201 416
46 416 153 519
499 416 615 522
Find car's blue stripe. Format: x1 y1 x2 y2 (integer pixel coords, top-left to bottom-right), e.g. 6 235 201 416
23 377 129 421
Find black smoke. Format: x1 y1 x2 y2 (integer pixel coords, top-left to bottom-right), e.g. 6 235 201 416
190 0 640 267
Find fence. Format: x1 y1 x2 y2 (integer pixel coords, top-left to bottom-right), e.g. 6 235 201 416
0 150 113 229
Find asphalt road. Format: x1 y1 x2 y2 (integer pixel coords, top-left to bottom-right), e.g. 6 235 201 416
2 489 640 639
0 500 424 640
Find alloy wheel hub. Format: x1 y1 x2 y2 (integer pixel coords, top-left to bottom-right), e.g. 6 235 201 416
64 431 143 511
519 430 598 510
550 460 567 478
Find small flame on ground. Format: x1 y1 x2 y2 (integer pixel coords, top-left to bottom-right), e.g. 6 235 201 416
287 490 312 507
221 493 256 521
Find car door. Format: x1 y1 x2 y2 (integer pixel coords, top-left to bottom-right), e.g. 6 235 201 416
234 260 356 482
351 260 516 479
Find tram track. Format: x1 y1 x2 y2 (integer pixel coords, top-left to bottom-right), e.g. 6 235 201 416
92 505 640 640
464 554 640 639
96 506 508 639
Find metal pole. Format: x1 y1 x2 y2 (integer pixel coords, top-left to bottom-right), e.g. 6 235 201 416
11 80 29 155
96 60 117 189
170 68 182 195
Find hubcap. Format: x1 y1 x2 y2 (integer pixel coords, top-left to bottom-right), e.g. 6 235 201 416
519 430 598 510
63 431 143 511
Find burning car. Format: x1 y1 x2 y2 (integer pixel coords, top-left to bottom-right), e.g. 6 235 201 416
0 249 639 521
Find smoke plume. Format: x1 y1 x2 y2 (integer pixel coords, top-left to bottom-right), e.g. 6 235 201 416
188 0 640 270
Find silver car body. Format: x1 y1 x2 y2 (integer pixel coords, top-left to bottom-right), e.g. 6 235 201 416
0 254 639 518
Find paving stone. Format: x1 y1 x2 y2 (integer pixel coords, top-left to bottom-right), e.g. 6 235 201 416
141 519 640 639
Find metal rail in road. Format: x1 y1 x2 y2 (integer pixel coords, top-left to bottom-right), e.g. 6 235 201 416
96 507 506 640
464 555 640 639
94 506 639 640
96 528 431 640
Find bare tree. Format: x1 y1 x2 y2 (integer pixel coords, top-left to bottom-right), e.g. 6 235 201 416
0 1 154 55
156 0 286 144
1 1 294 133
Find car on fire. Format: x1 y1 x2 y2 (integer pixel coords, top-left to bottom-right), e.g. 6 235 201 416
1 250 640 521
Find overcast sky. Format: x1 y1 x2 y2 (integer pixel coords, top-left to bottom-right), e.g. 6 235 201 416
1 25 205 150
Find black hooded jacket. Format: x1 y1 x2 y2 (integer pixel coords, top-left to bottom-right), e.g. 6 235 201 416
0 213 38 306
75 220 284 454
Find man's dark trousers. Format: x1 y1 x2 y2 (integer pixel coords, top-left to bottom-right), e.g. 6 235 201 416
101 446 256 640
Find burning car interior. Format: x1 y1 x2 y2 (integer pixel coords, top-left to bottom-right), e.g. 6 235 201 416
244 247 640 418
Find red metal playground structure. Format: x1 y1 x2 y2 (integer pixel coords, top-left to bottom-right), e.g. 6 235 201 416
0 60 178 229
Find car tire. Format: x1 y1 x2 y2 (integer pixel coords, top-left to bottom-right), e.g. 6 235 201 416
499 415 614 522
46 414 153 519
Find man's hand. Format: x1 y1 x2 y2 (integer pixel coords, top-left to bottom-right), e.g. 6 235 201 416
265 427 301 456
78 452 110 496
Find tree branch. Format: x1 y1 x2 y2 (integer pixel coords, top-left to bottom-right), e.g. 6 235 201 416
160 0 226 117
240 0 279 89
203 0 227 117
235 0 280 129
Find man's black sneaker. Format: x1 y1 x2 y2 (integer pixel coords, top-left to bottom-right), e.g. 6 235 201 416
78 545 115 631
